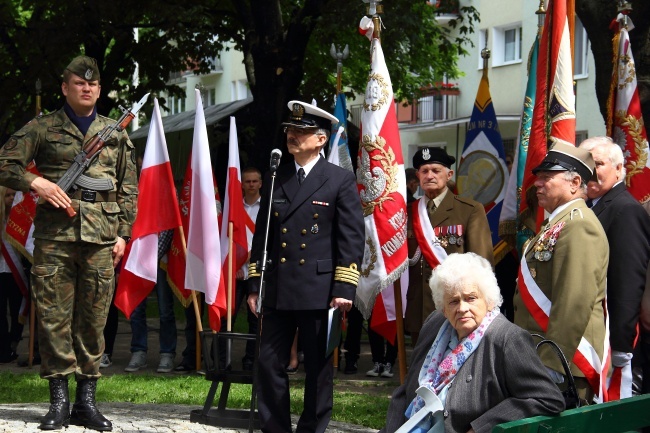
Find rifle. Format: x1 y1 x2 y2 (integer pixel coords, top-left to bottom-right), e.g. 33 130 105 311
57 93 149 217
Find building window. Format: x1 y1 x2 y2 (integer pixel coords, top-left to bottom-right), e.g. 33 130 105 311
574 18 589 79
231 80 249 101
478 29 487 69
200 87 216 106
492 24 522 66
169 96 186 115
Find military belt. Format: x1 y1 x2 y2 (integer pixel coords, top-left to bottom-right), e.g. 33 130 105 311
71 189 117 203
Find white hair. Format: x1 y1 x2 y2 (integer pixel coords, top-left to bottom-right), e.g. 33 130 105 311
579 136 626 177
561 170 588 194
428 252 503 311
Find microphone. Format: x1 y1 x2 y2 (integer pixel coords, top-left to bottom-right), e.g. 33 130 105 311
269 148 282 171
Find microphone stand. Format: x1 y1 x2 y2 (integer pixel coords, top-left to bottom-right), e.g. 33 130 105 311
249 162 279 432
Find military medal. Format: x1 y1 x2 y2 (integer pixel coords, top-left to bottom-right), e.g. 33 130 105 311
532 221 565 262
448 225 457 245
311 224 319 234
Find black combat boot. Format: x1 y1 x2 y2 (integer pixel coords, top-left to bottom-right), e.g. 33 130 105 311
70 379 112 431
39 378 70 430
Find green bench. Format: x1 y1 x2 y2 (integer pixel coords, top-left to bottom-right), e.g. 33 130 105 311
492 394 650 432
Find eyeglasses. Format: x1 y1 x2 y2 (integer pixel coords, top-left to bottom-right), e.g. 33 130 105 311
283 126 320 135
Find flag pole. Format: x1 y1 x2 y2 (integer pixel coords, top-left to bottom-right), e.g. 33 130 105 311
329 43 349 369
226 222 234 367
365 0 407 384
28 79 42 368
177 224 204 370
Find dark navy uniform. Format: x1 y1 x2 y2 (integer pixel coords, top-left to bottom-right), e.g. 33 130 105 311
249 156 364 433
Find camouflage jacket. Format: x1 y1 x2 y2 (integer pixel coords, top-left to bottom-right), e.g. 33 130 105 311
0 108 138 244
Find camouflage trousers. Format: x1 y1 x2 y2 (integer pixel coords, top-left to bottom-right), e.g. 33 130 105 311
32 238 115 380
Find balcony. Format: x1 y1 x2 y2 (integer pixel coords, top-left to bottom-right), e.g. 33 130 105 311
349 87 458 128
429 0 460 25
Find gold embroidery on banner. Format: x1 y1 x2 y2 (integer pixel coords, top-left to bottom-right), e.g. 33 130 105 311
363 73 389 112
357 134 399 217
615 110 649 187
360 237 377 278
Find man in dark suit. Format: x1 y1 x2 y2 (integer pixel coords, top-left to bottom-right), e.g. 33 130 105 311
579 136 650 398
247 100 364 433
405 147 494 345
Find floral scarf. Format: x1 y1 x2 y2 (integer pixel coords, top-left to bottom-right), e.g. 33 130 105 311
406 308 500 417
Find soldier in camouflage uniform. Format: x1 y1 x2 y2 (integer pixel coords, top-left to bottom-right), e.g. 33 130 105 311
0 56 137 431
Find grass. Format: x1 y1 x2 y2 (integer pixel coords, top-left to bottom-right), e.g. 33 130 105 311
0 372 391 429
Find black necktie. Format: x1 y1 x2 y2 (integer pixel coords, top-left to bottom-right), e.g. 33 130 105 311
297 168 305 185
586 199 593 208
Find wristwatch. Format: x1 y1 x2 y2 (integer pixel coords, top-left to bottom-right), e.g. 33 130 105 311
120 236 131 244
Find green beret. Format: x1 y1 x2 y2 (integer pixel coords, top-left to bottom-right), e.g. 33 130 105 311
64 56 100 81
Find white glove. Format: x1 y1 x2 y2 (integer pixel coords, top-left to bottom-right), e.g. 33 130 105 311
611 350 632 368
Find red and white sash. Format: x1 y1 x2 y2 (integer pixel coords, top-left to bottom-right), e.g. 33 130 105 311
411 199 448 269
518 239 610 403
607 364 632 400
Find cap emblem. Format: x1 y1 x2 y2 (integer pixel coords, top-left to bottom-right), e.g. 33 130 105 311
422 148 431 161
84 68 93 80
291 103 305 120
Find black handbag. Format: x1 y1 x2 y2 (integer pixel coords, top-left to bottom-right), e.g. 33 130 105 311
533 335 582 409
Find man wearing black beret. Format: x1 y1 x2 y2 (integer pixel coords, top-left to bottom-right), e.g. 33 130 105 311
405 147 493 345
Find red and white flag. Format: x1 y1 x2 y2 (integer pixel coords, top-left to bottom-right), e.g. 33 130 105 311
5 162 41 321
355 17 408 334
114 98 182 318
220 117 250 325
166 154 223 307
185 89 225 331
520 0 576 232
607 13 650 205
5 162 39 260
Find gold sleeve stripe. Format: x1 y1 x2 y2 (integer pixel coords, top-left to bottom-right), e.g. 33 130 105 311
248 263 260 278
334 264 360 286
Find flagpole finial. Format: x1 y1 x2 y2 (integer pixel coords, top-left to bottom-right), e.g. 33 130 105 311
330 44 350 94
363 0 383 16
617 1 632 13
481 48 491 74
363 0 383 40
535 0 546 29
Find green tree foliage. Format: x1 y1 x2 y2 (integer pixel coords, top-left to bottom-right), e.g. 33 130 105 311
0 0 478 170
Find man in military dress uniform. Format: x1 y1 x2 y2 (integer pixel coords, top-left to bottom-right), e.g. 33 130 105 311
513 142 608 403
405 147 493 345
247 101 364 433
0 56 137 431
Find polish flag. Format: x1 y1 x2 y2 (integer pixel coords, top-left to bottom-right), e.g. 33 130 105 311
185 89 225 331
164 156 223 307
219 117 250 327
115 98 182 318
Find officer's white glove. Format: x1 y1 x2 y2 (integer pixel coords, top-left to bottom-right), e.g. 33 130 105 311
611 350 633 368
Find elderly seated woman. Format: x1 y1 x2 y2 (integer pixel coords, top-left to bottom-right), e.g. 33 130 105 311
383 253 565 433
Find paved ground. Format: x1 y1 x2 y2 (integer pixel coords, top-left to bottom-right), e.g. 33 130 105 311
0 402 378 433
0 303 411 432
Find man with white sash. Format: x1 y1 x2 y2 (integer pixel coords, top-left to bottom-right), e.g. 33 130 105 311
514 142 609 403
405 147 493 345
